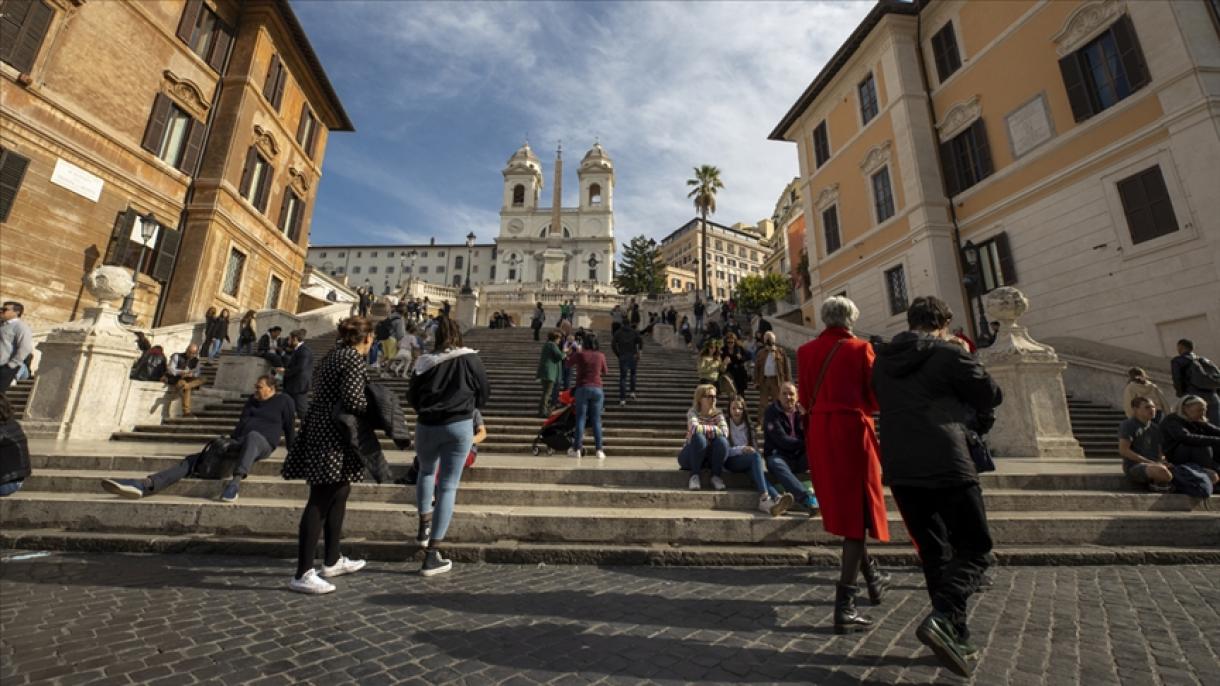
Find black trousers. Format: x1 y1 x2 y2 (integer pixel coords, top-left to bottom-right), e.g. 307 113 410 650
289 392 310 421
0 366 17 394
891 482 993 637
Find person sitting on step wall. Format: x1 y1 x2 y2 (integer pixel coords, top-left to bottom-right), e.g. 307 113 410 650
102 374 295 502
164 343 203 416
257 326 287 367
724 397 793 516
762 382 820 516
1117 397 1173 492
679 384 730 491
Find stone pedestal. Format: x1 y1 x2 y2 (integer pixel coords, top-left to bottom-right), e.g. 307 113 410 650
541 246 567 283
979 287 1084 458
214 355 272 393
26 267 144 440
456 292 478 331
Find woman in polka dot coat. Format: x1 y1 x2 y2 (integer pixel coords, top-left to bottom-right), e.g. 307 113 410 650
282 317 373 594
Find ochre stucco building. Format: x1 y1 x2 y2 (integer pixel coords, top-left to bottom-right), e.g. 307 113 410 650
770 0 1220 356
0 0 351 328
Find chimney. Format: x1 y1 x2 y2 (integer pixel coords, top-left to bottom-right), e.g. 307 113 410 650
430 237 436 246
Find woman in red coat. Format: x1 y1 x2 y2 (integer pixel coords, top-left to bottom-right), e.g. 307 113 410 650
797 296 891 634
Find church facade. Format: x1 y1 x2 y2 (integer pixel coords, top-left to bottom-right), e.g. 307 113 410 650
494 142 616 285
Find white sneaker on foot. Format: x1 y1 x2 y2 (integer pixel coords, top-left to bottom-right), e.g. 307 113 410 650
595 450 606 460
710 475 727 491
320 556 366 578
688 474 701 490
288 569 335 595
758 494 777 515
567 448 582 458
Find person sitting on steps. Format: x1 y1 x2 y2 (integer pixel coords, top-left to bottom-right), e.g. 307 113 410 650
724 397 793 516
1161 395 1220 488
102 374 295 502
762 382 820 517
165 343 203 416
679 384 729 491
1117 397 1173 492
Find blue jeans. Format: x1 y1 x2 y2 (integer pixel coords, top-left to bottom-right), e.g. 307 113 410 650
724 451 777 498
561 364 573 390
573 386 604 451
236 340 254 355
618 355 637 400
0 481 23 497
369 341 381 365
678 432 728 476
207 338 223 360
765 452 813 501
415 419 475 541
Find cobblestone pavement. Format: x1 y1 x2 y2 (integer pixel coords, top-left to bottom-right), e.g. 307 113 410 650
2 552 1218 685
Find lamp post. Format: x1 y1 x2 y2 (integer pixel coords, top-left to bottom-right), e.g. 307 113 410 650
118 211 158 325
462 232 475 294
961 240 985 339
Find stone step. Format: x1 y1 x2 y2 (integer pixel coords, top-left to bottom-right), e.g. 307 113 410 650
26 452 1135 491
4 529 1216 566
26 470 1210 513
2 491 1216 546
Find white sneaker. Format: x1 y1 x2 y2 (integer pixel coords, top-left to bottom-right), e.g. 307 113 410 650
619 400 626 406
595 450 606 460
688 474 701 490
758 495 777 515
288 569 335 595
711 475 727 491
567 448 582 458
320 556 366 578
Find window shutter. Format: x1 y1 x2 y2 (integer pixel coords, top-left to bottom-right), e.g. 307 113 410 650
141 93 173 154
271 63 286 110
207 20 233 72
238 147 256 198
939 139 959 197
1142 167 1178 237
305 120 317 158
4 0 53 74
288 198 305 243
177 117 206 174
1058 54 1093 122
972 119 994 179
263 53 281 101
152 225 181 282
104 209 137 266
995 232 1017 285
255 163 273 212
295 104 309 144
0 148 30 222
277 190 292 231
1117 173 1155 244
1111 14 1150 91
176 0 203 44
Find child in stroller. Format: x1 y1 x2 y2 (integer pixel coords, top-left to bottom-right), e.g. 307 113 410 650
532 389 576 455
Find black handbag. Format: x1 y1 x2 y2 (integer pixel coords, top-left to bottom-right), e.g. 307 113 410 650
192 437 241 479
966 430 996 474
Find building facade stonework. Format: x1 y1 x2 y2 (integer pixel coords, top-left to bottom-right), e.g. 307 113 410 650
306 241 498 293
770 0 1220 356
0 0 351 329
658 218 769 301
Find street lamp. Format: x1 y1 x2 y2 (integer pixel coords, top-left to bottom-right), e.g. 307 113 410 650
462 232 475 294
960 240 985 339
118 211 158 325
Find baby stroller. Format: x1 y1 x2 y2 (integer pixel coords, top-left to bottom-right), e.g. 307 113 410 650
532 389 576 455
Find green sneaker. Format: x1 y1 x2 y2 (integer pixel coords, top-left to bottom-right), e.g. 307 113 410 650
915 613 973 678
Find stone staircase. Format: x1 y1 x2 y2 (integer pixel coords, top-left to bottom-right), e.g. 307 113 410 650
2 326 1217 565
1068 396 1127 457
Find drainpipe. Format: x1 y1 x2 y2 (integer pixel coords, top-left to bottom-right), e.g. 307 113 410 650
153 16 238 327
914 0 978 336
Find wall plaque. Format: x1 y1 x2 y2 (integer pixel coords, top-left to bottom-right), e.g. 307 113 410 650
50 158 104 202
1006 93 1055 159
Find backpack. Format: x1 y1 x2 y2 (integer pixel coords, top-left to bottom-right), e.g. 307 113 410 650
1189 357 1220 391
374 317 394 341
1171 463 1214 498
130 350 167 381
191 437 242 480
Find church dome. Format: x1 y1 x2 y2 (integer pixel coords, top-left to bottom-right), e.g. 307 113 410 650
579 142 613 172
504 142 541 175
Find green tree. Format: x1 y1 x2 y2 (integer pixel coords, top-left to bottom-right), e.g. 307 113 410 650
733 272 793 315
614 235 665 295
686 165 724 298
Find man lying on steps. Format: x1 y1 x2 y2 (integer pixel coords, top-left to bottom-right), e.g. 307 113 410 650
101 374 295 503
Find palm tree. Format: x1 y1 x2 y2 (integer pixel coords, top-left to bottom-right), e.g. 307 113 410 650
687 165 724 299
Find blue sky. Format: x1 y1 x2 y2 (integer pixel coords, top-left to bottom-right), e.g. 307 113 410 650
294 0 874 249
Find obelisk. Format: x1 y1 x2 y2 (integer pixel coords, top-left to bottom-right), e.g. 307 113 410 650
541 142 568 283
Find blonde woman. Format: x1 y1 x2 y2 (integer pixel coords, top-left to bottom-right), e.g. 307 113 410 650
724 397 793 516
679 384 729 491
1122 367 1168 421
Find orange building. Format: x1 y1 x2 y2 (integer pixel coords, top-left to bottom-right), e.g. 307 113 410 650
0 0 352 328
770 0 1220 356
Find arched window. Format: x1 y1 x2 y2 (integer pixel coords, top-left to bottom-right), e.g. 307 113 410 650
512 184 525 207
539 225 572 238
589 183 602 205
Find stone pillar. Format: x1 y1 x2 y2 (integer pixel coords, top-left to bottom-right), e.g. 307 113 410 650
456 292 478 331
26 266 144 440
979 287 1084 458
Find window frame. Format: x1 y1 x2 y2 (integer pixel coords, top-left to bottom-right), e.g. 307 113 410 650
238 146 273 213
821 205 841 256
0 0 54 74
939 119 993 197
174 0 232 72
1058 14 1150 124
221 246 247 297
871 166 896 224
883 264 909 316
265 274 283 310
930 21 962 83
812 120 831 168
0 147 31 223
857 73 879 125
1115 165 1180 246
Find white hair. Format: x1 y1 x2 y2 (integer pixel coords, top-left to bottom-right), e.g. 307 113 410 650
821 296 860 329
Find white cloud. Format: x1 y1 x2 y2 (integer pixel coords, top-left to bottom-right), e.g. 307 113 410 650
303 0 873 247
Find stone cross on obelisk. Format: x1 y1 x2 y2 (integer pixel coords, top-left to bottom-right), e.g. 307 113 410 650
541 141 568 282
